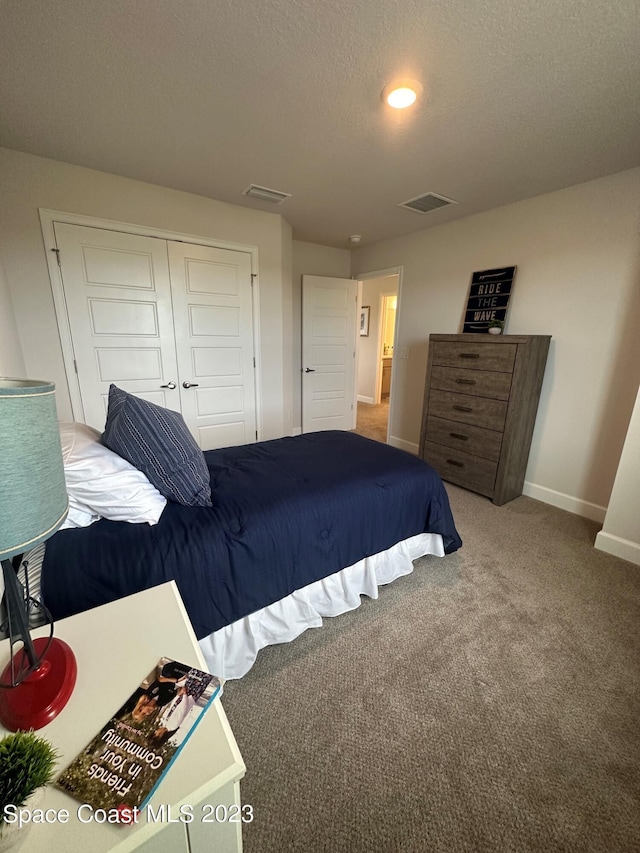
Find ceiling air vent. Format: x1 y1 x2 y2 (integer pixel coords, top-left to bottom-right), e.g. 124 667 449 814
242 184 291 204
397 192 457 214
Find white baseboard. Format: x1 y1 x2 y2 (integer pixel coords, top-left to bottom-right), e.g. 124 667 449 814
594 531 640 566
357 395 375 404
389 435 419 455
291 426 302 436
522 481 607 523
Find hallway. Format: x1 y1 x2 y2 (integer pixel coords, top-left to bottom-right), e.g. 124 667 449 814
353 398 389 443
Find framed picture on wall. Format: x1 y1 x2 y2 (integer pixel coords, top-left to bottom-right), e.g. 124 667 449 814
462 266 516 333
360 305 370 336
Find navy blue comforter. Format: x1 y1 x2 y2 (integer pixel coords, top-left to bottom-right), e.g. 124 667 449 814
42 431 461 638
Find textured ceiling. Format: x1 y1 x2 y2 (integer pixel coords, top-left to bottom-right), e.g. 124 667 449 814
1 0 639 247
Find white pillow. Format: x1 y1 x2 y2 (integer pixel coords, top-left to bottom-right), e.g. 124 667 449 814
59 422 167 525
60 502 100 530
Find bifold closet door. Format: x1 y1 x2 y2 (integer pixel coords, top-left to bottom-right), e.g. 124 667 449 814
53 223 257 449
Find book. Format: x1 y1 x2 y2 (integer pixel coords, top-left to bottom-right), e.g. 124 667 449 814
56 656 221 812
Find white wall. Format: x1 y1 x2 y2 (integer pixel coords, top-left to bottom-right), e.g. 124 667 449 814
352 168 640 519
0 148 291 440
292 240 351 432
595 384 640 565
356 275 397 402
383 302 397 354
0 252 25 377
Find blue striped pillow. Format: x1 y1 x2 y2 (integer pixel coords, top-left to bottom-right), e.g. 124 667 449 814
101 385 212 507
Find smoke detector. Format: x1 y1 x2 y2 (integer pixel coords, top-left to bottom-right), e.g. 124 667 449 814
348 235 362 244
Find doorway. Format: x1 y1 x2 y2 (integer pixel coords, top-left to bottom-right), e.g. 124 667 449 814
354 273 399 444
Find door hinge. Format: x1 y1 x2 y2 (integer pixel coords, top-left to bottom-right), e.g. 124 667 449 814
255 430 258 440
51 248 61 266
253 357 256 368
251 274 257 285
73 359 78 374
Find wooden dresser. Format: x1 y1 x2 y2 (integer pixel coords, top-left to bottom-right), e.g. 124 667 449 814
419 334 551 505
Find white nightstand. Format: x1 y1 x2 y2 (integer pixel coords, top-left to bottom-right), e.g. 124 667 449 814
0 582 246 852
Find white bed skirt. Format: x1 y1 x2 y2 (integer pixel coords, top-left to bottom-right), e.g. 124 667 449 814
198 532 445 679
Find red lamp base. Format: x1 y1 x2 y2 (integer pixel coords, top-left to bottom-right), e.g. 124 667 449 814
0 637 77 731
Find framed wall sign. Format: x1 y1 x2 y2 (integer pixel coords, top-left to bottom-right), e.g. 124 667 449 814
359 305 370 336
462 266 516 333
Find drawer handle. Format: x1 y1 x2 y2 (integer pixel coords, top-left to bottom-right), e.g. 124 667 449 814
456 378 476 385
459 353 480 359
453 405 473 413
450 432 468 441
446 459 464 468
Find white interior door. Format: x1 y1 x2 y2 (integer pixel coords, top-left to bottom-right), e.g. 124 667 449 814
168 241 256 450
301 275 358 433
55 223 257 450
54 223 181 430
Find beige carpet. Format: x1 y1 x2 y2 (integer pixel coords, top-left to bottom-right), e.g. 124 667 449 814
353 398 390 443
222 484 640 853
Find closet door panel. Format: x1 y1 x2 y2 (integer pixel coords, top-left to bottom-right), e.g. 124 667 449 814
54 223 181 430
54 223 257 450
168 242 257 450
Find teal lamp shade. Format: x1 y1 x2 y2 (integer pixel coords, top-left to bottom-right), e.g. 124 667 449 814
0 378 69 559
0 378 76 732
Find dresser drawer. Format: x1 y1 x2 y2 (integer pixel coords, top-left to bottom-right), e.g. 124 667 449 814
431 341 517 372
423 440 498 495
428 389 508 432
425 415 503 461
430 365 512 401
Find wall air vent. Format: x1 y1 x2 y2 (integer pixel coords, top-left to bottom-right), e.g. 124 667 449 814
397 192 457 214
242 184 292 204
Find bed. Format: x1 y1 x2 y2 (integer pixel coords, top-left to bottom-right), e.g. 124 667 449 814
40 428 462 679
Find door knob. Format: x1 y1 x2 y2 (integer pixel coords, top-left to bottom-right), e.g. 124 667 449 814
303 367 316 373
160 381 176 389
182 381 199 389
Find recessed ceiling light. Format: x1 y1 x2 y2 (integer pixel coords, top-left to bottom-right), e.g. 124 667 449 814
348 235 362 244
381 79 423 109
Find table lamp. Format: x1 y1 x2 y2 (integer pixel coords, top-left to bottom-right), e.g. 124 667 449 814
0 378 76 731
